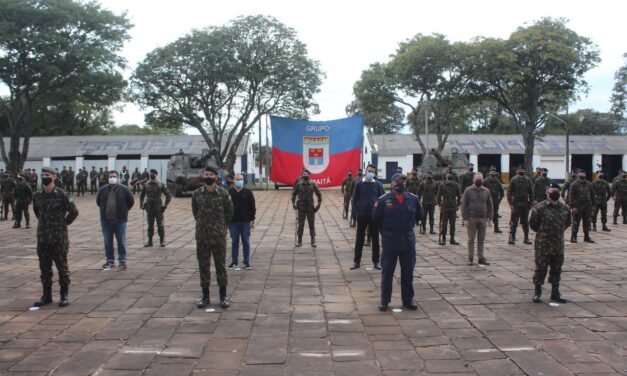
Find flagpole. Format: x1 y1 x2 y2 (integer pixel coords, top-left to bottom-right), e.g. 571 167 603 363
265 114 270 190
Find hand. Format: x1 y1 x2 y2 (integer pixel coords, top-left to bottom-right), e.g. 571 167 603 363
314 206 320 213
571 208 578 214
293 204 297 210
463 220 469 227
161 207 166 213
249 222 255 229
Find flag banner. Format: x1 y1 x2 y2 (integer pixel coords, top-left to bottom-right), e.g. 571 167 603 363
270 115 363 188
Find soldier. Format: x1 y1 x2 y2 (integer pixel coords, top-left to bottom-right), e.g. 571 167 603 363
484 168 505 233
341 170 354 219
418 171 438 234
292 169 322 247
192 166 234 309
140 168 149 191
568 169 595 243
13 175 33 228
349 169 363 227
592 171 611 232
531 167 542 184
507 165 533 245
530 183 571 304
293 167 307 186
446 164 458 182
60 166 68 189
612 170 627 224
561 172 575 201
131 167 142 194
406 168 421 197
533 168 552 204
140 169 171 247
32 167 79 307
98 167 107 188
1 171 16 220
89 166 98 194
30 169 38 192
437 171 461 245
121 166 130 186
459 163 475 195
67 166 75 193
77 167 88 196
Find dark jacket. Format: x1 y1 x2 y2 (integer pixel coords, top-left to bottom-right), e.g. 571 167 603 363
373 192 422 252
96 184 134 222
352 179 385 218
228 187 256 223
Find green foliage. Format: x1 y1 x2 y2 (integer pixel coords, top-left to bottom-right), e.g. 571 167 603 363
610 53 627 119
103 124 185 136
542 109 624 135
131 15 324 172
0 0 131 172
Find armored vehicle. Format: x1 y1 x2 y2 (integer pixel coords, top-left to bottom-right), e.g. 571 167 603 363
166 148 221 197
418 147 469 180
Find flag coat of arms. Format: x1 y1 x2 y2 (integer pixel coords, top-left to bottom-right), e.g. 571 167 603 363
270 115 363 188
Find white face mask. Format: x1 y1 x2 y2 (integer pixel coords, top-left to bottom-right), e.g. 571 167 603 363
109 177 119 185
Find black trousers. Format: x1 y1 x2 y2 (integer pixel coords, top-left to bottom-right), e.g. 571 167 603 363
354 215 379 264
421 204 435 230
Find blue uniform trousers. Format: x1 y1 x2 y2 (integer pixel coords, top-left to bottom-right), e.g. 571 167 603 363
380 248 416 305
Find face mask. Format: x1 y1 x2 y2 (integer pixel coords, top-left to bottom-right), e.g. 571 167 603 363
357 172 363 177
348 174 352 178
542 173 547 177
427 176 432 180
303 176 310 182
149 174 157 181
490 174 496 178
393 184 405 193
474 180 482 187
598 175 604 179
109 177 118 185
366 172 375 181
469 168 474 172
548 191 560 202
579 175 585 180
204 177 216 185
518 171 525 176
234 180 244 189
42 177 53 186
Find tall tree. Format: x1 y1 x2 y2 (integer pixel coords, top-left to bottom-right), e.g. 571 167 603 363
468 18 600 172
610 52 627 120
0 0 131 173
131 15 324 172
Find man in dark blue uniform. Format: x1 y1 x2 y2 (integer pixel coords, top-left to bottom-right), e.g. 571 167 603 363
373 173 422 311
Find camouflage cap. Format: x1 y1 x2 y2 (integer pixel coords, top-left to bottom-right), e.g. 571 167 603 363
41 166 56 174
548 183 561 190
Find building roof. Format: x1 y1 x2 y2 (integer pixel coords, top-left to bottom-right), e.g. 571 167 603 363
368 134 627 156
2 134 250 160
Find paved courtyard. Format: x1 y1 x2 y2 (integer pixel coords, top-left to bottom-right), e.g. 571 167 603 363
0 189 626 375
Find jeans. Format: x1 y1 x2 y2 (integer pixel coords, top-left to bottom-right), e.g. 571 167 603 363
101 219 127 263
229 222 251 265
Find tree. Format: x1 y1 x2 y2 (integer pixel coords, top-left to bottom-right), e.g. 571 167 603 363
104 124 185 136
131 15 324 172
468 18 600 172
0 0 131 173
467 101 518 134
353 34 475 153
610 52 627 119
542 109 623 135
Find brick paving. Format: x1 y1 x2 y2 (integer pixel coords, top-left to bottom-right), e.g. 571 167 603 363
0 189 626 375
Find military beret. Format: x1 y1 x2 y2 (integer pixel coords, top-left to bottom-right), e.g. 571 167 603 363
489 167 497 171
518 165 526 170
542 168 548 172
41 166 56 174
548 183 561 190
391 173 404 182
150 169 158 175
204 166 219 174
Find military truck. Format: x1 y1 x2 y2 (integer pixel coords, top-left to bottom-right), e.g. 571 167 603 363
166 148 221 197
418 147 469 180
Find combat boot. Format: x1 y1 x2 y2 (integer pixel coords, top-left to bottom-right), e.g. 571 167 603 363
311 236 317 248
583 232 595 243
219 286 229 308
159 235 165 247
12 221 20 228
494 223 502 233
508 233 515 245
430 224 436 235
523 233 532 245
438 233 446 246
197 286 209 308
602 224 611 232
613 216 618 225
532 284 542 303
570 229 577 243
449 235 460 246
58 284 70 307
296 236 302 247
33 282 53 307
550 284 567 303
592 222 597 232
144 236 153 247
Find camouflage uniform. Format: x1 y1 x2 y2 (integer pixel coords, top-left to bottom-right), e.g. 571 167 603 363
484 175 505 232
437 179 461 245
98 169 108 188
140 180 172 245
76 170 88 196
64 168 75 193
533 176 552 204
592 178 611 231
612 176 627 224
192 186 233 291
131 170 142 194
341 175 354 219
406 175 421 197
561 176 575 201
529 200 571 293
89 168 98 194
32 185 79 302
1 176 16 220
568 178 594 242
30 171 38 192
14 179 33 228
459 171 474 195
417 178 438 234
507 174 533 244
291 178 322 246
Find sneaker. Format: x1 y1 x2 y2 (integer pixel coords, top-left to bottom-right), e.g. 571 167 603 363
119 262 127 271
244 263 252 270
228 263 238 270
102 261 114 269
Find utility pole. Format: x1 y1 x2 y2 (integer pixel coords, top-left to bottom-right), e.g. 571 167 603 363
258 117 262 185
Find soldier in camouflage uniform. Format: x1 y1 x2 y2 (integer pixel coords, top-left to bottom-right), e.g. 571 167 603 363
592 171 611 232
612 171 627 224
292 169 322 247
1 171 16 220
459 164 475 195
192 166 234 309
341 170 354 219
406 169 421 197
529 183 571 304
76 168 88 196
418 171 438 234
140 169 172 247
507 165 533 244
32 167 79 307
13 175 33 228
437 171 461 245
30 169 38 192
483 167 505 233
568 169 595 243
561 172 575 201
533 168 552 204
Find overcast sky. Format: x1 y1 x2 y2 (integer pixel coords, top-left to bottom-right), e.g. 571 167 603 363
100 0 625 131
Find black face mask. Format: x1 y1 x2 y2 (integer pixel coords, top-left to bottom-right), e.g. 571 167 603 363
149 174 157 181
518 172 525 176
303 176 310 182
548 191 560 202
474 180 482 187
598 175 604 179
204 177 216 185
41 177 53 186
579 175 585 180
469 168 474 172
